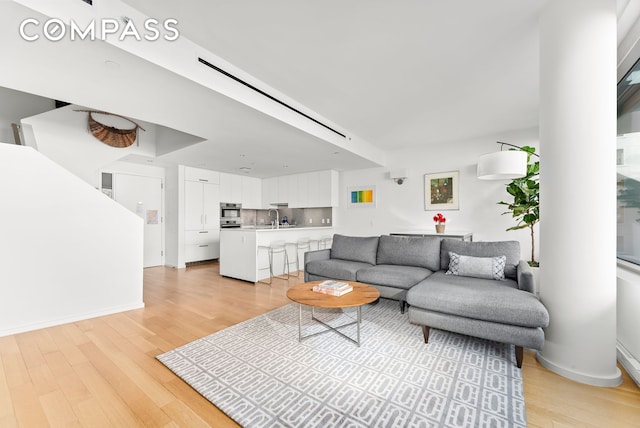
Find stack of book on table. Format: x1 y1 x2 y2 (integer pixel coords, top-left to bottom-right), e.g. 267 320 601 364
312 280 353 296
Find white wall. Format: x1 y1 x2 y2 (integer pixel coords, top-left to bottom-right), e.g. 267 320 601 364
335 127 540 261
0 86 54 145
164 165 185 268
0 144 143 336
21 105 157 188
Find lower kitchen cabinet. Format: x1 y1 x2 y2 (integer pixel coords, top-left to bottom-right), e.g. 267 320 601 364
185 229 220 262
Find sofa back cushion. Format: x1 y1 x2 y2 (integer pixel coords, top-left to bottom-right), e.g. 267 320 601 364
330 234 379 265
440 239 520 279
376 235 441 271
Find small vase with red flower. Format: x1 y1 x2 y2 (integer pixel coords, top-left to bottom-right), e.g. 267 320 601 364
433 213 446 233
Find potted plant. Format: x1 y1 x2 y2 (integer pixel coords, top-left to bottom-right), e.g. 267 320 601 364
498 146 540 267
433 213 446 233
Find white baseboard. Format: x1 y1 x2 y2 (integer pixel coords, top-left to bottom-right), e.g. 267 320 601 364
0 302 145 337
536 351 622 387
617 341 640 388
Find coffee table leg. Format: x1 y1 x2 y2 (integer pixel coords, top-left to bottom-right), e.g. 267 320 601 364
298 303 302 342
357 305 361 347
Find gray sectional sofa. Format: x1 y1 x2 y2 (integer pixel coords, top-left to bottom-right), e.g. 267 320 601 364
304 234 549 367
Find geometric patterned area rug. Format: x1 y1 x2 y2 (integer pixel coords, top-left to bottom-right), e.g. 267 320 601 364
157 298 526 428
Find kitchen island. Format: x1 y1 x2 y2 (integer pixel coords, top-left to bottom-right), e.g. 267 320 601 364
220 226 334 282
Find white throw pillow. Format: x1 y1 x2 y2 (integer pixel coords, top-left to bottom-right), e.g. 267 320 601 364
446 252 506 280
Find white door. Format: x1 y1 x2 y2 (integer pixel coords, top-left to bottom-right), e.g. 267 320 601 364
114 173 163 267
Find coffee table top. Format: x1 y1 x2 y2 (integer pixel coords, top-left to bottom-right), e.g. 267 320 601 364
287 281 380 309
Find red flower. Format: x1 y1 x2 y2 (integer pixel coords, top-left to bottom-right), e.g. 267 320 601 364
433 213 446 224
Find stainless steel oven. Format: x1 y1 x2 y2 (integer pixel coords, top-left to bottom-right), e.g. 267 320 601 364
220 203 242 228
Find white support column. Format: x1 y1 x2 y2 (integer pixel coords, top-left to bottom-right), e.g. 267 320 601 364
537 0 621 386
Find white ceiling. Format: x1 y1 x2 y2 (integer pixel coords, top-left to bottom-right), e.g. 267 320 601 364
3 1 552 176
121 0 544 149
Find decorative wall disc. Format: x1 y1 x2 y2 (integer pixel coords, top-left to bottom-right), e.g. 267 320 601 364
75 110 145 148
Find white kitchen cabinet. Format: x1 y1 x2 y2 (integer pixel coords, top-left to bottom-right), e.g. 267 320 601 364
291 170 339 207
277 175 291 204
220 227 334 282
261 170 339 208
184 179 220 262
310 170 339 207
261 177 278 208
185 167 220 184
220 172 242 204
184 229 220 262
288 173 304 208
241 176 262 208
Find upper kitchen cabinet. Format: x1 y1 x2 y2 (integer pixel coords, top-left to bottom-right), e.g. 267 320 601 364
261 177 278 208
184 167 220 184
277 175 293 204
219 172 262 208
262 170 339 208
241 176 262 209
219 172 242 203
310 170 339 207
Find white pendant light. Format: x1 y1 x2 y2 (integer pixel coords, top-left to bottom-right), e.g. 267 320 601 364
477 150 528 180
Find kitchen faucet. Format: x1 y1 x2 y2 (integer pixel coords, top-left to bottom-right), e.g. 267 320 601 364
268 208 279 229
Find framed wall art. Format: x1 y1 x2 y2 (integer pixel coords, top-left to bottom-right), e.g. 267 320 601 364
348 185 376 208
424 171 459 210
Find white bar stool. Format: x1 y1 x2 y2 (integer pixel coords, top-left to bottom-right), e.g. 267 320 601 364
257 240 290 285
286 237 311 277
309 237 321 250
319 235 333 250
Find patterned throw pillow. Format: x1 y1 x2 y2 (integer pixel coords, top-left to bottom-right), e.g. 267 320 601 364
446 252 507 280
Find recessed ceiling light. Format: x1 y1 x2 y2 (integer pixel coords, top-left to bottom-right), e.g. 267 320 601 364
239 166 252 173
240 154 245 157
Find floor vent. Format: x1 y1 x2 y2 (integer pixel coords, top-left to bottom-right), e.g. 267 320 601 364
198 57 346 139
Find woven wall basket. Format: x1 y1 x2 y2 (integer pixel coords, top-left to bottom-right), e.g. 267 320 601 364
82 111 145 148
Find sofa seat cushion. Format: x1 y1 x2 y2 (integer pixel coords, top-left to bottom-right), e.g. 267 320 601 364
305 259 373 281
357 265 433 290
376 235 441 271
406 271 549 328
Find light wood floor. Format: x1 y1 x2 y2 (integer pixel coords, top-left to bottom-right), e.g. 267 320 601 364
1 263 639 427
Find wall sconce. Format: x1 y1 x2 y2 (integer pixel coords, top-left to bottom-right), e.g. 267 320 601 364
477 141 539 180
390 169 408 185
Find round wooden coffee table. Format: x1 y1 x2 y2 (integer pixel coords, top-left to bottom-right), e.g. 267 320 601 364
287 281 380 346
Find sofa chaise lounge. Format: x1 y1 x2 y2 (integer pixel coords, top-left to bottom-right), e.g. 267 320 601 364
304 234 549 367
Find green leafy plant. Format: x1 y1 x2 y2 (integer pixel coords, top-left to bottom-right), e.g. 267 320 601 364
498 146 540 267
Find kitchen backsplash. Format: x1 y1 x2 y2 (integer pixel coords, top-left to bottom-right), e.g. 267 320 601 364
241 207 333 227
